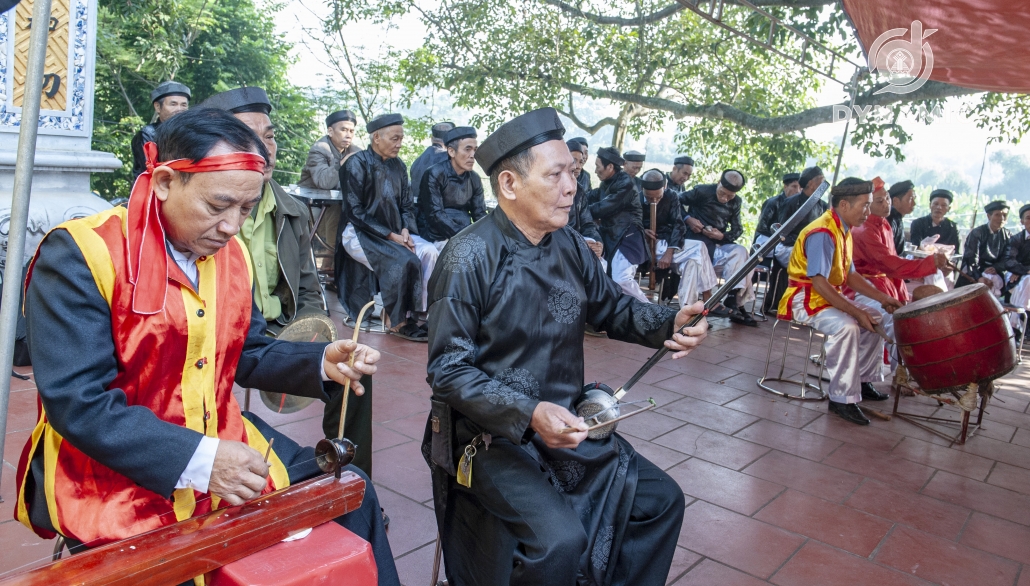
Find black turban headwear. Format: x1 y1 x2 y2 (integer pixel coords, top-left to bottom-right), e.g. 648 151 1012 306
888 180 915 199
674 156 694 166
596 147 624 168
326 110 357 127
929 189 954 203
623 150 646 162
719 169 746 193
366 113 404 134
640 169 667 191
783 172 800 183
151 81 191 103
476 107 566 175
202 87 271 115
984 200 1010 214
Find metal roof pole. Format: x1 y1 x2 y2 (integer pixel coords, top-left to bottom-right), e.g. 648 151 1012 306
0 0 54 494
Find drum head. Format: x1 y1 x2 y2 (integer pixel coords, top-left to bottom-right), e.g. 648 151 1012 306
260 314 339 414
894 283 987 320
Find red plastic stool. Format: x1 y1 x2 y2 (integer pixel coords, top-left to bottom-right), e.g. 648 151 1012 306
208 521 377 585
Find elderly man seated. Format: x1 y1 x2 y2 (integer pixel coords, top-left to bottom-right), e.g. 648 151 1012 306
423 107 708 586
416 126 487 249
299 109 361 257
779 178 903 425
679 169 756 325
202 87 326 335
337 113 439 341
13 108 399 586
959 200 1012 296
588 147 649 303
641 169 717 306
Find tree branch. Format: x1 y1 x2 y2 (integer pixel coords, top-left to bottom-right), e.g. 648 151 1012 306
557 93 618 133
541 0 835 27
560 80 979 133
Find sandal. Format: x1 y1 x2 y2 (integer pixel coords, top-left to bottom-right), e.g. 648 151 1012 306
389 321 428 342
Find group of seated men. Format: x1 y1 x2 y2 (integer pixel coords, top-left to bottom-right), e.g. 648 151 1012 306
21 93 715 586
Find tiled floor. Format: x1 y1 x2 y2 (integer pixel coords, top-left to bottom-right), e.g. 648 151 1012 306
1 297 1029 586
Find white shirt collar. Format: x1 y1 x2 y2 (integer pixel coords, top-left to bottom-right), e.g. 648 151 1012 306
167 243 200 287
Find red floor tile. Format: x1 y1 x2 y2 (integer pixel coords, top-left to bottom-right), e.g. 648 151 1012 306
981 404 1030 430
665 547 703 585
1012 427 1030 449
658 356 740 383
874 524 1019 586
657 396 760 435
3 390 40 435
890 436 995 481
723 393 824 429
616 410 689 441
743 450 863 503
629 440 690 471
371 388 430 424
371 423 415 453
719 355 776 377
959 512 1030 566
374 486 438 557
653 425 770 470
921 470 1030 526
677 501 805 579
671 558 768 586
771 540 932 586
822 442 935 491
845 478 971 540
802 414 905 453
953 434 1030 471
679 345 738 366
666 458 784 516
754 489 892 557
3 429 31 468
370 442 433 504
986 462 1030 496
392 540 442 586
275 416 328 448
0 519 55 580
734 419 843 462
652 374 749 405
380 411 431 441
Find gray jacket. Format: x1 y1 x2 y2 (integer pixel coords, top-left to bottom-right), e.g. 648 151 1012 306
299 136 359 190
268 180 326 328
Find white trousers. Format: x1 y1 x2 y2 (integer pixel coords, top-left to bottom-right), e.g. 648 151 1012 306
773 243 792 268
656 239 717 306
982 272 1004 297
340 223 439 312
713 243 754 303
1009 274 1030 331
922 269 953 291
790 294 883 404
855 292 894 371
611 250 649 303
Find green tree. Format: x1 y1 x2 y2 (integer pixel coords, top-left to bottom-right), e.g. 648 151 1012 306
325 0 1030 219
92 0 319 199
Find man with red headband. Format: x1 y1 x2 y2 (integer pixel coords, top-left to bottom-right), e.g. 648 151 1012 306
13 108 399 585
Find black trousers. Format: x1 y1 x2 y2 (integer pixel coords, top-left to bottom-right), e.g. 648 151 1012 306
437 438 684 586
321 373 374 477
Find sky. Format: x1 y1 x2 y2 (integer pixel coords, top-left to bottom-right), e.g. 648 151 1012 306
275 0 1030 198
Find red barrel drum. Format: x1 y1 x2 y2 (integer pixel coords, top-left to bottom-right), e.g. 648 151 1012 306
893 283 1017 392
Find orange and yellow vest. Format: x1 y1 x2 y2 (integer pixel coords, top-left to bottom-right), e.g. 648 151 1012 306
777 208 853 319
15 207 290 547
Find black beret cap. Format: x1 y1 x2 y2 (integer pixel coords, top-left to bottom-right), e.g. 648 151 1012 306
720 169 746 193
151 81 191 103
984 200 1010 214
928 188 954 203
569 137 588 148
783 172 801 183
888 180 915 198
476 107 566 175
596 147 624 167
674 156 694 166
799 166 824 189
444 126 477 144
1020 203 1030 219
623 150 646 162
640 168 667 191
326 110 357 127
432 122 455 139
367 113 404 134
201 87 271 114
566 139 587 153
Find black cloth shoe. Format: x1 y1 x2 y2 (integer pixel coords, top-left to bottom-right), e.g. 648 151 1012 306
861 382 889 401
829 401 870 425
728 308 758 327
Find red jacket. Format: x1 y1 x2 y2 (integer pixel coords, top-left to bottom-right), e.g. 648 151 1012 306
846 213 935 302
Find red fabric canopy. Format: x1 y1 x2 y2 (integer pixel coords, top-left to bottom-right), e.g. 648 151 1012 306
842 0 1030 93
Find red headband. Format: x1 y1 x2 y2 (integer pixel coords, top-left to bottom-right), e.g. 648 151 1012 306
127 141 266 314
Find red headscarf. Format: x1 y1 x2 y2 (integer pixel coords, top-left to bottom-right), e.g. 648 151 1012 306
127 141 266 314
